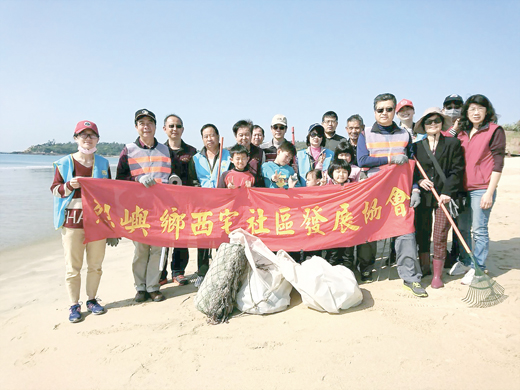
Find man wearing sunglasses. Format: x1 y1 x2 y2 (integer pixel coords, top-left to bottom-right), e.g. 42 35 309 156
261 114 290 162
357 93 427 298
159 114 197 286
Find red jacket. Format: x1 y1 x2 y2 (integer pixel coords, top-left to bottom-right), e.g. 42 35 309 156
457 123 503 191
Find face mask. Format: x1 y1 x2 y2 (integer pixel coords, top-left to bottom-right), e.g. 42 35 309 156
444 108 461 119
78 146 97 155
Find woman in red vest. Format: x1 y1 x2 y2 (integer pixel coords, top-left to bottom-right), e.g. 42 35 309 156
448 95 506 285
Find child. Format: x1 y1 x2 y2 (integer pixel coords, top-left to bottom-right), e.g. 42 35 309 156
218 144 255 188
302 169 324 261
261 141 300 189
334 140 362 182
51 120 115 323
326 158 375 282
305 169 322 187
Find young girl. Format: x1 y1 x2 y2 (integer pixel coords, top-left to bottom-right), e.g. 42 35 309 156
301 169 324 261
51 121 114 323
325 159 376 282
334 140 362 182
323 159 354 269
305 169 322 187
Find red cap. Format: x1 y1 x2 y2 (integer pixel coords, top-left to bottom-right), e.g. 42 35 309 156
74 120 99 136
396 99 414 113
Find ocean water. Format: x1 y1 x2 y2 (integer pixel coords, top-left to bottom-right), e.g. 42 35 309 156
0 154 119 251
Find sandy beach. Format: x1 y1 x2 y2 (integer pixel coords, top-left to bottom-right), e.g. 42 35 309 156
1 159 519 390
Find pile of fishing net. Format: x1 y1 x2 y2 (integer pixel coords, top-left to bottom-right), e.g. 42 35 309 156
194 242 247 324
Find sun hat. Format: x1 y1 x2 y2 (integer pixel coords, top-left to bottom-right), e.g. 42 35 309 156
74 120 99 136
414 107 452 134
396 99 414 113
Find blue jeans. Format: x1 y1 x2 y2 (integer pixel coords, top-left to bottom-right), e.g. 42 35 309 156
458 189 496 269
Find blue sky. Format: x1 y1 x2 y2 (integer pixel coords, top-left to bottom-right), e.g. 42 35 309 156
1 0 519 152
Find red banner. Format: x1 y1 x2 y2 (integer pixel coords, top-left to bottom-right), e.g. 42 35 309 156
80 163 415 251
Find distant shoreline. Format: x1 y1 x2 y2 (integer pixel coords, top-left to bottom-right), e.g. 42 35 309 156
0 151 119 157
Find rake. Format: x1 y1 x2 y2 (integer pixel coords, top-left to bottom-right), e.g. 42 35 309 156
414 157 506 307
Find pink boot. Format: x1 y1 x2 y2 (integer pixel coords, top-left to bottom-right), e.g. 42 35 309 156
431 259 444 289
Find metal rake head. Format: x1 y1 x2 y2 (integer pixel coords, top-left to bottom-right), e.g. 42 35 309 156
462 272 507 308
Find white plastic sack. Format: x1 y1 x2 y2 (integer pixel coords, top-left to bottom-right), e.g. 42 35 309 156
230 229 363 314
273 252 363 313
229 229 292 314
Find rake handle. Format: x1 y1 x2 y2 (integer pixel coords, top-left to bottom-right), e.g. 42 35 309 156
413 157 472 257
217 136 224 185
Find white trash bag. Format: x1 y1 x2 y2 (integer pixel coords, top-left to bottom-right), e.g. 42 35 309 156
274 251 363 313
229 229 293 314
230 229 363 314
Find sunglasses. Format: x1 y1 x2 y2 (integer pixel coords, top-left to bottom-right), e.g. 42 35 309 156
168 124 183 129
445 104 461 110
76 133 99 139
424 117 443 126
273 125 287 130
376 107 394 114
309 132 321 138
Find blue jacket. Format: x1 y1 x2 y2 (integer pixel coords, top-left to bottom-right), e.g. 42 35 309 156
191 148 231 188
297 147 333 186
53 154 110 229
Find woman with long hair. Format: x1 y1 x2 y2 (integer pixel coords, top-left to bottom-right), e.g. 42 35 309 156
448 94 506 285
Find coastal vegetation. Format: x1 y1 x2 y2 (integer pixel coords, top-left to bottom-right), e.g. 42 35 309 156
18 140 126 157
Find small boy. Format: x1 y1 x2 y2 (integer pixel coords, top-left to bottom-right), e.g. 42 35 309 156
218 144 255 188
261 141 300 189
305 169 322 187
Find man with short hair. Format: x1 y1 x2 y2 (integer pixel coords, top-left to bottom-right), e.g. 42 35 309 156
116 109 172 303
232 119 265 186
252 125 265 147
322 111 346 152
357 93 427 297
345 114 364 165
261 114 289 162
160 114 197 286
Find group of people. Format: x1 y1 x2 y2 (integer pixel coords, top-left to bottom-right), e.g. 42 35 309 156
51 92 506 323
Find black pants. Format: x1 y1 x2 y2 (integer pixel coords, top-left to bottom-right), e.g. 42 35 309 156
197 248 211 277
325 242 376 273
161 248 190 279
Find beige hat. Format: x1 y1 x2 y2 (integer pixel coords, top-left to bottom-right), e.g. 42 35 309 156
271 114 287 127
414 107 452 134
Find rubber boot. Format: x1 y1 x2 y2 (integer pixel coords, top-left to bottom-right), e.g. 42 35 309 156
431 259 444 289
419 252 431 277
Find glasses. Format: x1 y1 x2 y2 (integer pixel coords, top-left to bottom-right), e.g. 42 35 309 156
273 125 286 130
309 132 321 138
468 106 486 113
77 133 99 139
323 120 337 124
376 107 394 114
168 124 183 129
424 117 443 126
347 126 361 131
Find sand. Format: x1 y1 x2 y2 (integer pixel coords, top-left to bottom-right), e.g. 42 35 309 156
1 159 519 390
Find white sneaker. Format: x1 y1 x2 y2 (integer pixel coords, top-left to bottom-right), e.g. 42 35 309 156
449 261 470 276
194 275 204 288
461 268 475 285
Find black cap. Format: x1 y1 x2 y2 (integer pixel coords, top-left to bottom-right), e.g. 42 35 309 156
134 109 156 124
443 94 463 107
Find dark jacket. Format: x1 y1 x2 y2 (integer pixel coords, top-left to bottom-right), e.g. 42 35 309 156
412 134 465 208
